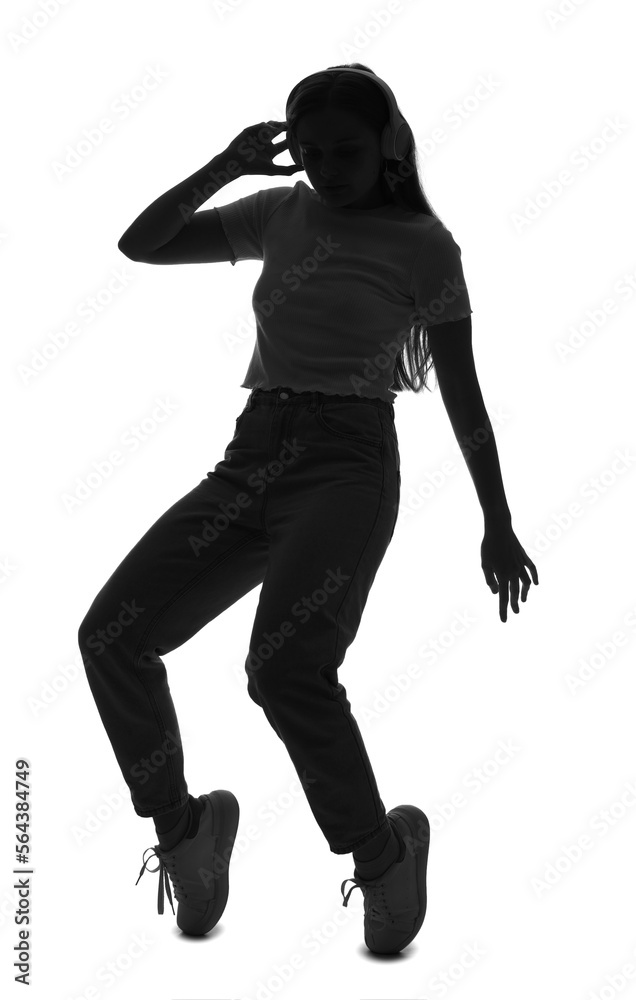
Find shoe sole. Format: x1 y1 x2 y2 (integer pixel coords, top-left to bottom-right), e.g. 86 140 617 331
381 804 430 953
178 789 240 936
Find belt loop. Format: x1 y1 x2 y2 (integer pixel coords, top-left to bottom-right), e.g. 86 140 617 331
309 391 318 413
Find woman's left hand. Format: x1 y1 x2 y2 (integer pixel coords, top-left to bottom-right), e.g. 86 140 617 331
481 524 539 622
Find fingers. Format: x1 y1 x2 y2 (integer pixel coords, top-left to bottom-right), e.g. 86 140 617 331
500 579 509 622
483 568 498 593
484 545 538 621
518 546 539 586
484 568 527 621
509 577 520 615
529 559 539 585
519 567 531 603
495 570 533 621
256 121 286 143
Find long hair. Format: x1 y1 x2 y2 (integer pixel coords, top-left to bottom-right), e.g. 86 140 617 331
287 62 442 394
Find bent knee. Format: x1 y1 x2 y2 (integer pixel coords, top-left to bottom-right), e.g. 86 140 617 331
77 598 142 667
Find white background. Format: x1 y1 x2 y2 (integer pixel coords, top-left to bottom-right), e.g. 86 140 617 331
3 1 636 998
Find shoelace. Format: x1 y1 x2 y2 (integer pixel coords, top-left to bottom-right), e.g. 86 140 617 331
135 846 185 916
341 876 392 928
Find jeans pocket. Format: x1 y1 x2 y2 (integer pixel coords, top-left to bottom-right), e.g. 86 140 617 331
315 400 383 448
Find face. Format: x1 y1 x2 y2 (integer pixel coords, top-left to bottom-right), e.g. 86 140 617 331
294 107 390 210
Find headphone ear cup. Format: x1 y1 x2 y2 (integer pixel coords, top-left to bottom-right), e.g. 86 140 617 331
381 121 410 161
394 122 410 160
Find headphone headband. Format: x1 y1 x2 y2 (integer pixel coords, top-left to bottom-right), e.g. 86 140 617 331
285 68 410 163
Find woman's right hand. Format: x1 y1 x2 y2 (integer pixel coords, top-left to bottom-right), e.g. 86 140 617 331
222 120 304 177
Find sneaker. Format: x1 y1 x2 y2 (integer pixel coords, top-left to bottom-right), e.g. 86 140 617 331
341 805 430 955
135 789 239 936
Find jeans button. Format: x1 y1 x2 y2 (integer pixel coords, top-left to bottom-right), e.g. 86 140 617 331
279 392 289 399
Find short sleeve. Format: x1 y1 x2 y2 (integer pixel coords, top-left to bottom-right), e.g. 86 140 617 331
214 186 292 266
410 221 472 328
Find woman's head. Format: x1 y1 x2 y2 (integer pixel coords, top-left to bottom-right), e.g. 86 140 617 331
287 63 435 216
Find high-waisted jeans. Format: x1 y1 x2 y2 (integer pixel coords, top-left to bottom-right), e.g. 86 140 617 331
77 386 401 854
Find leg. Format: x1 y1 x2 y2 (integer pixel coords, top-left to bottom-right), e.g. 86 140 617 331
243 394 401 854
78 464 268 818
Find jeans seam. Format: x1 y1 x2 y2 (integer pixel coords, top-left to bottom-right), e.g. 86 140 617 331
319 416 391 847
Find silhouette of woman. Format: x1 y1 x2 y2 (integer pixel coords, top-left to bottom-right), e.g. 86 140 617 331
78 63 538 954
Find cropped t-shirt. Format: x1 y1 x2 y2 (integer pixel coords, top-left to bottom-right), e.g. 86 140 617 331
214 180 472 402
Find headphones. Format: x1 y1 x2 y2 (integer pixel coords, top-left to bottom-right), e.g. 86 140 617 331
285 68 410 166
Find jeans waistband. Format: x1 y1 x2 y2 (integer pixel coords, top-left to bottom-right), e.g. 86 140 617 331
247 386 394 416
